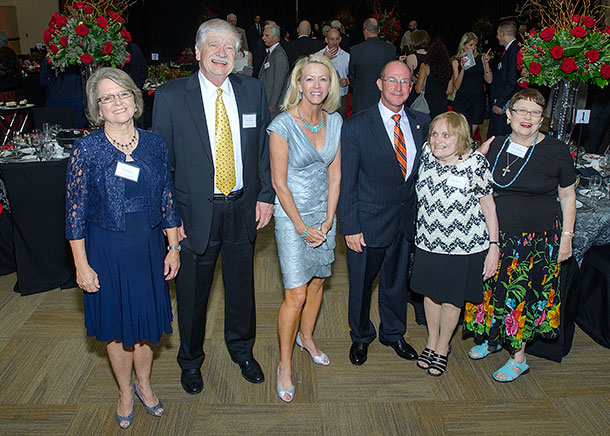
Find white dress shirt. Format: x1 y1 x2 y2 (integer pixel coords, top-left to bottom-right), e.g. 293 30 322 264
315 46 350 96
378 101 417 179
198 70 244 193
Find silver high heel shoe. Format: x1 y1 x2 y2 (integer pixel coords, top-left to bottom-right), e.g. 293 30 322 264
296 332 330 365
276 365 295 403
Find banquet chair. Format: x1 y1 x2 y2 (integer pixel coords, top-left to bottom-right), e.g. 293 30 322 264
577 244 610 349
32 106 75 130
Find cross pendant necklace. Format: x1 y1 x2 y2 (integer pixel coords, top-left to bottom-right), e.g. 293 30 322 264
502 165 511 176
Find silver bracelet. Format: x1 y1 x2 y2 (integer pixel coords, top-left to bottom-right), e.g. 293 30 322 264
167 245 181 251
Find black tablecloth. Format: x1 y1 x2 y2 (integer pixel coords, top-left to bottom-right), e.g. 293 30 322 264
0 159 75 294
0 210 16 275
576 245 610 349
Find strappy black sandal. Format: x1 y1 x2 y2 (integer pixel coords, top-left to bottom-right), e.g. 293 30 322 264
416 347 434 370
427 352 448 377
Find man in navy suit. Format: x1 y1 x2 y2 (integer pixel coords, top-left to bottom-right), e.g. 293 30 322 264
152 19 274 394
338 60 430 365
488 20 520 139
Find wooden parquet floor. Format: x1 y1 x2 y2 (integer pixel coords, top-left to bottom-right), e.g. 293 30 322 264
1 224 610 436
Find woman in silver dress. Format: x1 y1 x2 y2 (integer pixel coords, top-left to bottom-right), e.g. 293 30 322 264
267 55 341 402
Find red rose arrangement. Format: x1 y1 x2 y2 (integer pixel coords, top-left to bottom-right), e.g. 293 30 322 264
519 13 610 88
371 5 401 44
44 0 131 71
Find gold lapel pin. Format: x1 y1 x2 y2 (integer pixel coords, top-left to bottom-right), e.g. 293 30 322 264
416 125 420 129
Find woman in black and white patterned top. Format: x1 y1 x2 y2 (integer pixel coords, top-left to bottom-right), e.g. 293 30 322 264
410 111 499 376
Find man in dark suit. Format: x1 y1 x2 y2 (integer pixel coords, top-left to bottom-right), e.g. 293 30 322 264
258 23 289 116
247 15 263 53
286 20 324 67
338 60 430 366
488 20 520 139
152 18 274 394
227 13 248 51
348 18 396 114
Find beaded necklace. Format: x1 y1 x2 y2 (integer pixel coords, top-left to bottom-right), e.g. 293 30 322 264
297 107 325 133
107 130 138 155
490 133 539 188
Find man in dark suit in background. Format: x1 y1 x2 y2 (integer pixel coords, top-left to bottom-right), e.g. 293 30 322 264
258 23 289 116
338 60 430 366
286 20 324 67
227 13 248 51
348 18 396 114
247 15 263 52
152 18 274 394
488 20 520 139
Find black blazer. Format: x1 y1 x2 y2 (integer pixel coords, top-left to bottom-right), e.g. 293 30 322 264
348 37 396 114
286 37 324 67
152 73 274 254
491 40 521 110
337 104 430 247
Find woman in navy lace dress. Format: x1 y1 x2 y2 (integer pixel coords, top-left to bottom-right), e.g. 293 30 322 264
66 68 180 429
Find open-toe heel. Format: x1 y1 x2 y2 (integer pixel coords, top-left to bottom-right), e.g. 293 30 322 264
116 396 134 429
416 347 434 370
427 352 448 377
133 382 164 417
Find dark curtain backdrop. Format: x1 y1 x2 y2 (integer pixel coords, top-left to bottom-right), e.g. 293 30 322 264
126 1 522 61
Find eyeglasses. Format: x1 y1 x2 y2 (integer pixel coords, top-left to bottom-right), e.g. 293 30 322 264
97 90 134 105
380 77 412 86
510 107 543 118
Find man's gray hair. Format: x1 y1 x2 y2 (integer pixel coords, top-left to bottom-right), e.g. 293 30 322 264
264 24 281 41
195 18 241 52
363 18 379 34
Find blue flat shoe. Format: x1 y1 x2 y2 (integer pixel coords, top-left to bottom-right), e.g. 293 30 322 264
492 358 530 383
468 340 501 360
133 382 164 417
116 396 134 429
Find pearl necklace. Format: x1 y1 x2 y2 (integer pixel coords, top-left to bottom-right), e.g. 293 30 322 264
107 130 138 155
297 107 325 133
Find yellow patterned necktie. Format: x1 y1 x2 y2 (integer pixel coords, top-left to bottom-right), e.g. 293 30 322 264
215 88 236 196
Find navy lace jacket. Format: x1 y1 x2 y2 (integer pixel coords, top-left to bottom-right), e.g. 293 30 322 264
65 128 181 240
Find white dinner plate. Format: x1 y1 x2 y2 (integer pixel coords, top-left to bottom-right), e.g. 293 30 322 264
20 155 38 161
19 147 35 154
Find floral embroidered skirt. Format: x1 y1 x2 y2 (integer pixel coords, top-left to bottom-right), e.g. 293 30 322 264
463 220 562 354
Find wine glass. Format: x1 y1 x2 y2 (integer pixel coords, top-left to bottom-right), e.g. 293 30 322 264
589 175 603 201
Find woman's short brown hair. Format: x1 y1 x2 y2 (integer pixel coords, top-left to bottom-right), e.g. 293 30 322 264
428 111 472 156
86 67 143 127
411 30 430 51
509 88 547 112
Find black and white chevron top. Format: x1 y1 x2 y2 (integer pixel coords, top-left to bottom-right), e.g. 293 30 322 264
415 145 493 255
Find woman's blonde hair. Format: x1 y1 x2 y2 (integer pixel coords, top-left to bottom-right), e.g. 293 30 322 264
429 111 473 156
456 32 479 57
281 54 340 113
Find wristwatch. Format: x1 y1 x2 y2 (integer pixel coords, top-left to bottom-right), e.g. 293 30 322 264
167 245 181 251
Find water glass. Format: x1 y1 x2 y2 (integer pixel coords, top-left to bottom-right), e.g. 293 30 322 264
590 175 603 201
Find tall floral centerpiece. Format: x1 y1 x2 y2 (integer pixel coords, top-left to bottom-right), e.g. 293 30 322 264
371 4 401 45
518 0 610 142
43 0 134 126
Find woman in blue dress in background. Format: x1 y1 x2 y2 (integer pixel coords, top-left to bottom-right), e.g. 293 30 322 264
268 55 342 402
66 68 180 429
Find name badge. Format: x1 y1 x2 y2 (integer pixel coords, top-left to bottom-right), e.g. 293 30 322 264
115 161 140 182
507 141 528 158
498 62 502 70
242 113 257 128
447 174 467 189
264 62 270 70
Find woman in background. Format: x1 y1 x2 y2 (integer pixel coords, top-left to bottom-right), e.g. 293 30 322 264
415 40 454 119
452 32 492 138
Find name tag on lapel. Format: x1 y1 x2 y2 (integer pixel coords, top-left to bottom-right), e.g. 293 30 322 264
498 62 503 70
115 161 140 182
264 62 271 70
507 141 528 158
242 113 257 128
447 174 467 189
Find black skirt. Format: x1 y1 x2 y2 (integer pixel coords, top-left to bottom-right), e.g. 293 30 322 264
410 247 486 307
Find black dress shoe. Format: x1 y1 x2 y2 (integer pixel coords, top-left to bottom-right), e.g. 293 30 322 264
236 359 265 384
349 342 369 365
181 368 203 394
380 338 418 360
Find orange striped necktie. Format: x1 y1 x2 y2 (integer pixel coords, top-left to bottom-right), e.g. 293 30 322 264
392 114 407 178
